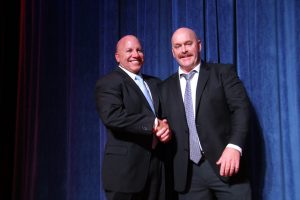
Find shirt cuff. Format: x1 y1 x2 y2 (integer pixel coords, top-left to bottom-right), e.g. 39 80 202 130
226 143 242 156
153 118 158 131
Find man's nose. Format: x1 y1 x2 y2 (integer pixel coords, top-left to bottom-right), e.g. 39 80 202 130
132 50 140 57
181 45 187 53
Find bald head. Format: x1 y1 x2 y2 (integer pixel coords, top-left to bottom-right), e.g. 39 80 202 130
171 27 199 44
116 35 141 53
115 35 144 74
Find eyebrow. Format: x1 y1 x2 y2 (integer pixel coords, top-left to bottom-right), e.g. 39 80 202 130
173 40 193 46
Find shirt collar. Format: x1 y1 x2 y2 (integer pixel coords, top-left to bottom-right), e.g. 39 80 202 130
118 65 142 80
178 63 201 77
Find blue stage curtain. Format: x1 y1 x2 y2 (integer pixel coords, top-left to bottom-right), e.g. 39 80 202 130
14 0 300 199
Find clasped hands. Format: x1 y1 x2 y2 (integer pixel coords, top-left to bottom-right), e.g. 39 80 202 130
153 119 172 143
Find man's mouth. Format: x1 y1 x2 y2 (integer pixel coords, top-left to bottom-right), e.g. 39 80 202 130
130 60 141 64
179 54 192 59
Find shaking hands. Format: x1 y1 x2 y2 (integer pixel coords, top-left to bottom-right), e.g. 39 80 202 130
153 119 172 143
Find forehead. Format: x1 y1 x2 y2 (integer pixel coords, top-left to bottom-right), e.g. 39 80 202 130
172 30 197 44
119 37 142 50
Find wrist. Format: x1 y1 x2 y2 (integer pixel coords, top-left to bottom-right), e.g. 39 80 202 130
152 118 158 132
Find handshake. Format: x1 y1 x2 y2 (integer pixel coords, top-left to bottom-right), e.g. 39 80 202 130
153 119 172 143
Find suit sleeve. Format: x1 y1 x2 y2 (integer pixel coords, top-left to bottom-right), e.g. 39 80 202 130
222 65 250 149
95 77 155 135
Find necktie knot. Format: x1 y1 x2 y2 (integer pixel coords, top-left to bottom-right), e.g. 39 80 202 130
181 70 196 81
135 75 143 82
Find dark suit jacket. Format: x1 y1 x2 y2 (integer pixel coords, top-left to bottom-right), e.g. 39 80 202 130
95 67 162 193
159 63 250 192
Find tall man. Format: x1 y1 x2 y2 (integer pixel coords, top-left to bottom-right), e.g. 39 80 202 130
160 27 251 199
95 35 171 200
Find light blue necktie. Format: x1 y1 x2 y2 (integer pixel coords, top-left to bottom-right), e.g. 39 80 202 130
182 71 202 164
135 75 155 113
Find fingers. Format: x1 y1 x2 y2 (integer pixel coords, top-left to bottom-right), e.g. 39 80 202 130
216 148 240 177
227 163 237 177
218 160 237 177
159 129 172 142
155 127 171 143
154 119 172 143
157 119 169 130
155 127 167 137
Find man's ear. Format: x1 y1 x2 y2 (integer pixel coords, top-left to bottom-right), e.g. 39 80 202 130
198 40 202 52
115 52 120 62
171 48 176 58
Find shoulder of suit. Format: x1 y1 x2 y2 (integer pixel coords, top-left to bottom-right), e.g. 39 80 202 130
203 62 235 70
162 71 178 84
204 62 236 73
95 68 126 85
101 67 129 79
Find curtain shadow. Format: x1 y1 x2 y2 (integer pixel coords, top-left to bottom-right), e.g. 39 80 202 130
245 102 266 200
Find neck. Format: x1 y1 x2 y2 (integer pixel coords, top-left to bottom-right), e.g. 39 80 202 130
180 60 201 73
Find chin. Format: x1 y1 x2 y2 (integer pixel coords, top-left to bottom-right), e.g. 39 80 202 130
181 63 193 68
131 67 142 73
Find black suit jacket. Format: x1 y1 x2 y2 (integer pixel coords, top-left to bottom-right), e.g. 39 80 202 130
160 63 250 192
95 67 162 193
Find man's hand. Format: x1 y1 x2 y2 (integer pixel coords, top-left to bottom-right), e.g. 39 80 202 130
153 119 172 143
216 147 241 177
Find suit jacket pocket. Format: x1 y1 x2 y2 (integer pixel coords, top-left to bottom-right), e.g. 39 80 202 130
105 145 128 155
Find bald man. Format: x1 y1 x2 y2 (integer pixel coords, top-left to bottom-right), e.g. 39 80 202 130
160 27 251 200
95 35 171 200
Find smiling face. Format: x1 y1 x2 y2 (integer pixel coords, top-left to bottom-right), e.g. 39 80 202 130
171 28 201 73
115 35 144 74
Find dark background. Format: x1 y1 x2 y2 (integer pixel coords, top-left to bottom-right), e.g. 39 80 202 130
1 0 19 199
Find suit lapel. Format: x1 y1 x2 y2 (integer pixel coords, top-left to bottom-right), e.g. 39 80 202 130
170 73 187 120
143 78 159 113
114 67 155 114
195 63 210 112
115 67 140 95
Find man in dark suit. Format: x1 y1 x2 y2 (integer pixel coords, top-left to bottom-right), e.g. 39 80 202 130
95 35 171 200
160 27 251 199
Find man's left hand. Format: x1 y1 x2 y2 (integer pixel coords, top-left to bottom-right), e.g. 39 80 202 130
216 147 241 177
